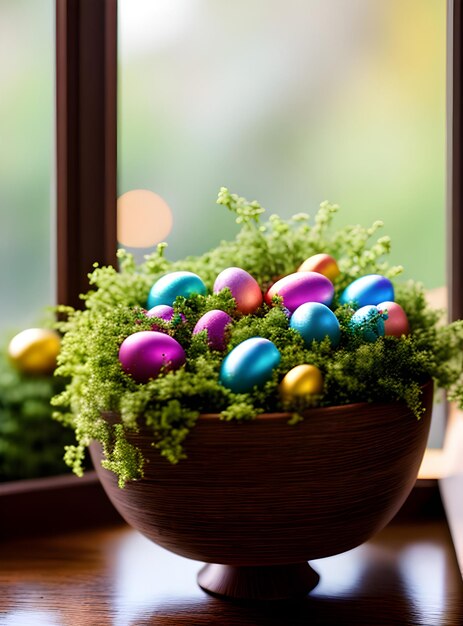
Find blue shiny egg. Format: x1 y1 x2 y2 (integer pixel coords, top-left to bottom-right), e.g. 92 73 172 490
349 305 387 342
340 274 394 309
290 302 340 348
220 337 281 393
147 271 207 308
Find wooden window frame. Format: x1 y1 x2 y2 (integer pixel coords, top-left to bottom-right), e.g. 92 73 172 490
440 0 463 577
56 0 117 309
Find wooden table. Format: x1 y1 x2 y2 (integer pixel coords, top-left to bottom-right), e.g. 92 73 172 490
1 489 462 626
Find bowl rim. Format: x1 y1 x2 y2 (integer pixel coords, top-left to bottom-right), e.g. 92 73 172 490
197 378 433 421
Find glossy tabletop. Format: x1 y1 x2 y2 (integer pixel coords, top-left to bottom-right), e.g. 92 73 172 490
1 497 462 626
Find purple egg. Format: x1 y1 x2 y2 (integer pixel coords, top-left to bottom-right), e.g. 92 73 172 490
145 305 186 332
193 310 233 351
265 271 334 312
213 267 262 314
118 331 186 383
146 305 175 322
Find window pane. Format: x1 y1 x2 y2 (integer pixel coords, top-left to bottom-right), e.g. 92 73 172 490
0 0 55 334
118 0 445 292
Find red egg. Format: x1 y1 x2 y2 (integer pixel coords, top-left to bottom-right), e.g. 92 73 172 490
377 301 409 337
213 267 262 314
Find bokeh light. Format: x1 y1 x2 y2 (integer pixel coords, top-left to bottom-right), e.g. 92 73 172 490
117 189 173 248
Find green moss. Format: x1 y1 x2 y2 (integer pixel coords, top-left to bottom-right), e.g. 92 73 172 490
52 188 463 485
0 349 73 481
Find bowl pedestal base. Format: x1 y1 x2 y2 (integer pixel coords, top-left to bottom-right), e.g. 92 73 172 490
197 562 320 600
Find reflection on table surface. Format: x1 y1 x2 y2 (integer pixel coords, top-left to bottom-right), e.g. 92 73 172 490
1 501 462 626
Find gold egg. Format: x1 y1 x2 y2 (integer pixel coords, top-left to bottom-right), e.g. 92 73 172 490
280 364 324 400
297 253 340 282
8 328 61 375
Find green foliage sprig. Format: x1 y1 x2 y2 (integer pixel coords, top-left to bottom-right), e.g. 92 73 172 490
52 188 463 486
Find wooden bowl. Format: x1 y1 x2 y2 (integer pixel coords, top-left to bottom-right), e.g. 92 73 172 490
90 380 433 600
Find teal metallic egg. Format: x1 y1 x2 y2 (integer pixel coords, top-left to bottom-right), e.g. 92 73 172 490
349 305 388 342
340 274 394 309
147 271 207 308
290 302 340 348
219 337 281 393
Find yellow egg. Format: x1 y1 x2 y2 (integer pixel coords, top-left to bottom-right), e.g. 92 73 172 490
8 328 61 375
279 364 323 400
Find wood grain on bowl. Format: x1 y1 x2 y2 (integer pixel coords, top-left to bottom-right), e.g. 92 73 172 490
89 381 433 599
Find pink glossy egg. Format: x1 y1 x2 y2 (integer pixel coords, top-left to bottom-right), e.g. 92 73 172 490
213 267 263 314
193 310 233 351
118 331 186 383
265 271 334 312
378 301 410 337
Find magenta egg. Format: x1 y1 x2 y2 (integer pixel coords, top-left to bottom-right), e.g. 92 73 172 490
378 301 410 337
265 271 334 312
118 331 186 383
193 310 233 351
213 267 263 314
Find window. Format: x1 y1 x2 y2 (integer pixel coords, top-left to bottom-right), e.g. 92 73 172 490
0 0 55 335
3 2 462 561
118 0 446 295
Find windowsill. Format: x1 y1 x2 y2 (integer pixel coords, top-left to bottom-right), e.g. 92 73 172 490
419 403 463 479
0 489 461 624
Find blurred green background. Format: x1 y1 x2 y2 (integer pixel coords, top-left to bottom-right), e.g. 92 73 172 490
0 0 446 336
118 0 446 283
0 0 54 335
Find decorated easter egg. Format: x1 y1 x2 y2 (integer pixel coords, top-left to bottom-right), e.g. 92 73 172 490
146 304 175 322
340 274 394 309
349 305 388 342
145 305 185 332
147 271 207 308
8 328 61 375
297 253 340 282
290 302 341 348
193 310 233 351
280 364 324 400
219 337 281 393
378 301 410 337
118 331 186 383
265 271 334 312
213 267 262 314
